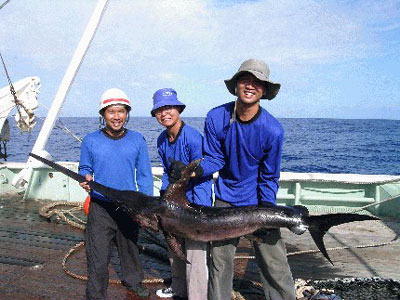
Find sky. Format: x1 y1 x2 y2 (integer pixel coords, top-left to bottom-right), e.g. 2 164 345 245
1 0 400 119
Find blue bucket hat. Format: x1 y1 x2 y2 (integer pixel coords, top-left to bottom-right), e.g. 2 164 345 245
151 88 186 117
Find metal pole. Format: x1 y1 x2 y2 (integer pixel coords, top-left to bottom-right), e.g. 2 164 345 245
12 0 109 188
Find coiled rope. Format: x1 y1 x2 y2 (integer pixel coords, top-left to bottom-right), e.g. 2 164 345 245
39 201 164 284
61 240 164 285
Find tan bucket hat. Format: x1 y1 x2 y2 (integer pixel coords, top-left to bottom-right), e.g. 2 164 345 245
224 58 281 100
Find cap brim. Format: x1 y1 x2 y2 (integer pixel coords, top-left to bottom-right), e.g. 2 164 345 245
151 103 186 117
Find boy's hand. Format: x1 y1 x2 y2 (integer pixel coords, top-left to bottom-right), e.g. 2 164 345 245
79 174 93 193
168 157 186 184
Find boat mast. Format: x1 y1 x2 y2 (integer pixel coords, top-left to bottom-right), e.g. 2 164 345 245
12 0 109 188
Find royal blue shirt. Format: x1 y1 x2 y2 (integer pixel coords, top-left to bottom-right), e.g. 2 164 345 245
78 129 153 201
157 123 213 206
200 101 284 206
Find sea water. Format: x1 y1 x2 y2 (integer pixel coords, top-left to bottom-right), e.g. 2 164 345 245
4 117 400 175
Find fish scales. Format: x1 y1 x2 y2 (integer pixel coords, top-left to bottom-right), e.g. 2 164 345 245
157 202 304 242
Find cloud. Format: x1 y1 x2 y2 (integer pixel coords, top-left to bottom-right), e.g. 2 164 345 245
1 0 399 118
2 0 397 72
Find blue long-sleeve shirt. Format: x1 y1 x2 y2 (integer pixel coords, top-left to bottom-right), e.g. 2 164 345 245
158 123 213 206
78 129 153 201
200 101 284 206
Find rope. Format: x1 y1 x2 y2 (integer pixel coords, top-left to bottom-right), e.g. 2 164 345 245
0 52 27 123
349 193 399 214
234 229 399 263
62 241 164 284
0 0 11 10
40 202 165 285
41 190 399 296
36 107 83 144
43 198 399 278
235 194 400 260
283 176 400 185
287 237 399 258
39 201 86 230
54 118 83 143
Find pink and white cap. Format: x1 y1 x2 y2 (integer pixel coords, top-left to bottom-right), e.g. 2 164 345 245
99 88 131 114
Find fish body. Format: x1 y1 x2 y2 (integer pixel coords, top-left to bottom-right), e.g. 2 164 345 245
29 153 379 264
157 203 306 242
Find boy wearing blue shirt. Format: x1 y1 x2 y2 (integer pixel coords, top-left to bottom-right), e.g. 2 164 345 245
79 88 153 299
152 88 212 300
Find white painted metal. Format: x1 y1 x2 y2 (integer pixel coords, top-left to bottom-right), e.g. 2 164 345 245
0 76 40 135
12 0 109 189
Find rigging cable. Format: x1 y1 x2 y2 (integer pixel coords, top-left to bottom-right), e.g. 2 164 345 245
0 0 11 10
0 52 35 133
0 52 23 117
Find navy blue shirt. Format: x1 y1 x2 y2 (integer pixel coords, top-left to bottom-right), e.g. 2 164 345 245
200 102 284 206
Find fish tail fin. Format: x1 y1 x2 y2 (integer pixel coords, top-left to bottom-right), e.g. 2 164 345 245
306 213 379 265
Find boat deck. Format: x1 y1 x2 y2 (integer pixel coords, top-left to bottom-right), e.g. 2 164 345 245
0 194 399 300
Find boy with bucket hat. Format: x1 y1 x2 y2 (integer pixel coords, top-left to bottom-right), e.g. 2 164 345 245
171 59 295 299
78 88 153 299
151 88 213 300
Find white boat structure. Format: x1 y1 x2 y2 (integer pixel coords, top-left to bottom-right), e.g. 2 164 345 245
0 0 399 219
0 76 40 158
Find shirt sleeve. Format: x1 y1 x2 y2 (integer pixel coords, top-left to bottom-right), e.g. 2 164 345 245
258 129 284 204
135 137 154 196
200 113 226 177
188 132 213 206
157 140 169 192
78 136 93 177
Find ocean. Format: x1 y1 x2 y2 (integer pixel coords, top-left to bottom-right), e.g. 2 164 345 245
4 117 400 175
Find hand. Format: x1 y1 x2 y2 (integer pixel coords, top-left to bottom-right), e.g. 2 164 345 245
168 157 186 184
79 174 93 193
191 164 204 180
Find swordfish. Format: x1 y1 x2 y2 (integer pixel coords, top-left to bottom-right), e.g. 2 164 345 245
29 152 378 265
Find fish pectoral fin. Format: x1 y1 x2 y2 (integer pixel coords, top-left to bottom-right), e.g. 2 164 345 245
163 231 189 264
135 214 159 232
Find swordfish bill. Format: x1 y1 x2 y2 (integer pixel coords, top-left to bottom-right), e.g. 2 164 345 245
28 152 161 231
29 153 379 265
29 152 156 205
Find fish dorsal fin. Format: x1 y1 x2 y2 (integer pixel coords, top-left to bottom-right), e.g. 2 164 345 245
163 159 202 208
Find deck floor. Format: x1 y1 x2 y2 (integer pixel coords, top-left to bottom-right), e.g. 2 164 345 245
0 194 399 299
